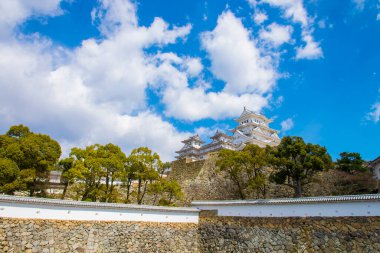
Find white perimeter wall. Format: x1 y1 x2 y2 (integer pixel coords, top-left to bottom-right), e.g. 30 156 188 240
193 201 380 217
0 202 199 223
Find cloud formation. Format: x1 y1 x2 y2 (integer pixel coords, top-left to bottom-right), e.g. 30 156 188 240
367 102 380 123
248 0 323 60
152 11 278 121
0 0 194 161
280 118 295 132
0 0 62 38
201 11 278 95
259 23 293 47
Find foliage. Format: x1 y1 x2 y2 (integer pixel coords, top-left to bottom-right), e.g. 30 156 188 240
336 152 368 174
126 147 160 204
0 125 61 195
66 143 127 202
267 136 333 197
149 178 183 206
330 170 377 195
58 157 74 199
216 144 268 199
0 158 20 194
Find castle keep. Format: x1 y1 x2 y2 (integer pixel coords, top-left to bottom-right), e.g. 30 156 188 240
175 108 281 161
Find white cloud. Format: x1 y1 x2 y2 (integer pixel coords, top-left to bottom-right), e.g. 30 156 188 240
184 58 203 77
162 86 269 121
254 11 268 24
201 11 278 95
249 0 323 60
280 118 294 132
0 0 63 39
259 23 293 47
0 0 196 161
260 0 308 26
352 0 366 11
147 11 278 121
367 102 380 123
296 32 323 59
153 53 203 78
318 20 326 29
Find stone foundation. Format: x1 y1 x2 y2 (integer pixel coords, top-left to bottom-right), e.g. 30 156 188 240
199 215 380 253
0 219 199 253
170 154 239 203
0 215 379 252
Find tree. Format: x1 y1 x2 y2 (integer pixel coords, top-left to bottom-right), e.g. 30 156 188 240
240 144 268 198
268 136 333 198
336 152 368 174
216 144 268 199
217 149 247 199
127 147 160 204
149 178 183 206
0 158 20 194
162 179 183 205
0 125 61 196
58 157 74 199
67 144 126 202
99 144 127 202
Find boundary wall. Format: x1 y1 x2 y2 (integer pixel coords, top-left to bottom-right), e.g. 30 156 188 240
192 194 380 217
0 194 379 252
0 195 199 223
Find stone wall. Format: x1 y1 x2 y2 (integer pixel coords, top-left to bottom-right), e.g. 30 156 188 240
171 155 377 202
0 218 199 253
170 154 239 203
170 155 294 201
199 214 380 253
1 215 380 252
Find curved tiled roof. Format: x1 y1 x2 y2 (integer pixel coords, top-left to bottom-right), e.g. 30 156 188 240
192 194 380 206
0 195 199 213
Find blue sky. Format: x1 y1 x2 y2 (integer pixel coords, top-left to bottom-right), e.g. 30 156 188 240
0 0 379 161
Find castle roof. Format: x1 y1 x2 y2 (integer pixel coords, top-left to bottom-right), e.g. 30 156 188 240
369 156 380 167
234 107 272 124
210 130 232 140
181 134 204 144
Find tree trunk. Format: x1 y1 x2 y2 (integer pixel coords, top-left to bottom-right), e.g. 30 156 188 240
105 172 110 202
126 178 132 203
61 182 68 200
138 181 148 205
235 179 246 199
107 177 114 203
137 179 142 204
153 193 159 205
294 180 302 198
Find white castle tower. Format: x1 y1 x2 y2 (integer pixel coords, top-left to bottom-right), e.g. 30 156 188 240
175 108 281 161
229 107 280 148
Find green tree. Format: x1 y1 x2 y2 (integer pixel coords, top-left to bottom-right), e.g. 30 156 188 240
58 157 74 199
336 152 367 174
0 158 20 194
216 144 268 199
127 147 160 204
99 144 127 202
67 144 126 202
149 178 183 206
162 179 183 204
0 125 61 196
217 149 247 199
268 136 333 198
241 144 268 198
